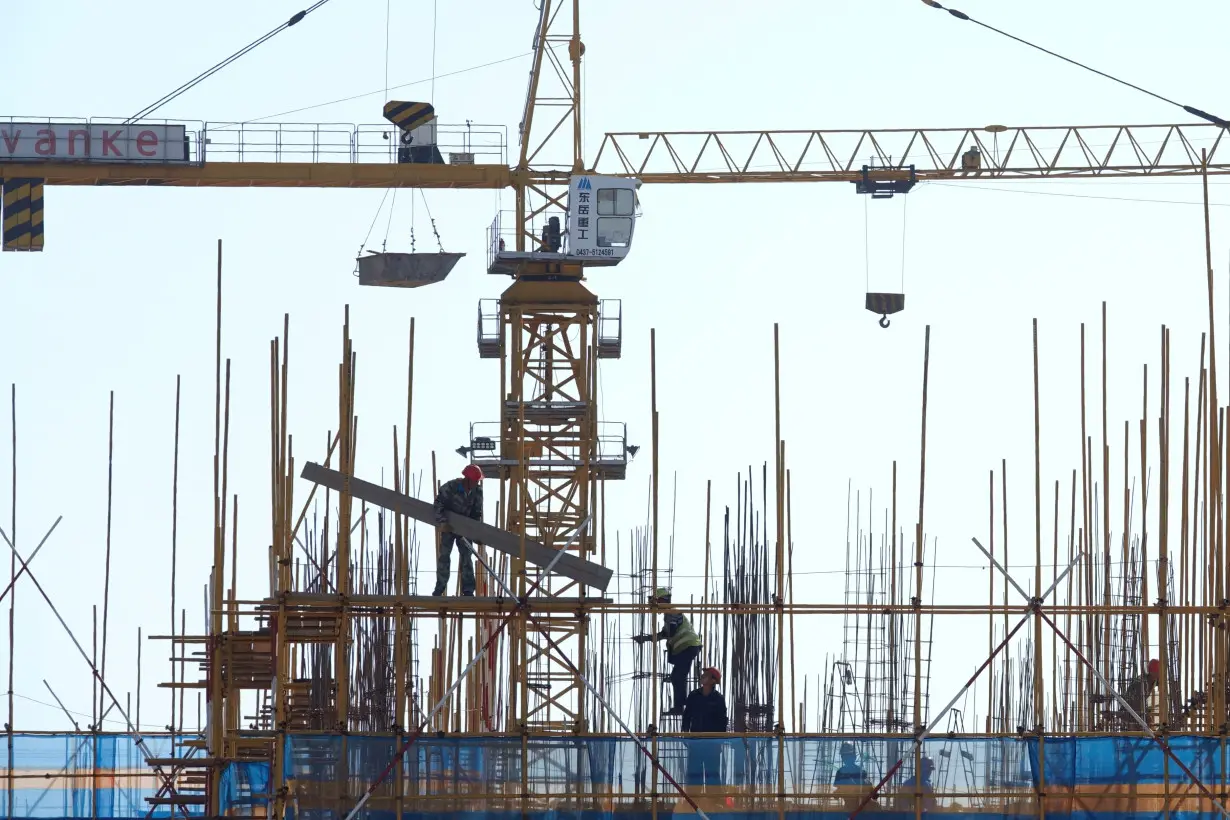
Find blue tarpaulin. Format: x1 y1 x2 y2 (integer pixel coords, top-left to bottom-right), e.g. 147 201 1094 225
3 733 1226 820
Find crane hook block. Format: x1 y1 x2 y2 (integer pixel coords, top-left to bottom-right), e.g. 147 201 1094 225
866 292 905 328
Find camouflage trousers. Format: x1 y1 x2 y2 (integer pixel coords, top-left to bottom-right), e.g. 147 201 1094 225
432 531 476 596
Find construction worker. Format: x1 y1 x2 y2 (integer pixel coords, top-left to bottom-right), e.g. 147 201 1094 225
632 587 702 715
682 667 727 787
682 667 728 732
897 756 936 814
1092 658 1159 725
1124 659 1162 717
833 742 869 787
431 464 484 597
833 742 871 812
961 144 982 172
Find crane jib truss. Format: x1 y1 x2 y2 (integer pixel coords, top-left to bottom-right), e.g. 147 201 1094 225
0 122 1225 191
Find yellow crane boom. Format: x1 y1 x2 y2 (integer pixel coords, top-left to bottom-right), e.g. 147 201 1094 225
592 123 1230 184
2 122 1226 191
3 120 1225 252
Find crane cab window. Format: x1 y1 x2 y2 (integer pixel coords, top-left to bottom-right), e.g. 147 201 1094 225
596 187 634 248
597 188 635 216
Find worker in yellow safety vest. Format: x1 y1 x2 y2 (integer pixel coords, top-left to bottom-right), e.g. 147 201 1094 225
632 587 703 715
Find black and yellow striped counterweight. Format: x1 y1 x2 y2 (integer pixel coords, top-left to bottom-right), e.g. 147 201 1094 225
383 101 445 165
2 177 45 251
383 101 436 133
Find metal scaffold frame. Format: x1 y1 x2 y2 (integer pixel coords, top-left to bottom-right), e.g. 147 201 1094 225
13 281 1230 820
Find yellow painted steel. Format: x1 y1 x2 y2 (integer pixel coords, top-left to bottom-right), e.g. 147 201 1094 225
2 123 1225 193
591 123 1230 183
2 178 31 250
0 161 512 189
382 100 436 132
29 179 43 250
496 271 599 734
2 177 43 251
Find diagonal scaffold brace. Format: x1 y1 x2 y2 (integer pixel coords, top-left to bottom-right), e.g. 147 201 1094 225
1039 610 1230 819
0 522 194 818
0 515 59 605
341 519 707 820
139 747 209 820
973 534 1230 820
338 551 563 820
846 545 1084 820
456 536 712 819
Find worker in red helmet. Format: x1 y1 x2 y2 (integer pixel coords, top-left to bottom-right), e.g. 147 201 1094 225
1131 659 1162 712
682 667 727 733
431 464 484 596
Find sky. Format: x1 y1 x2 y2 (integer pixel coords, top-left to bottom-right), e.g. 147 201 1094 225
2 0 1230 737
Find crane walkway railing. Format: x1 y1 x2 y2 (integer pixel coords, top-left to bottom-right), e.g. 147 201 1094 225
0 116 508 167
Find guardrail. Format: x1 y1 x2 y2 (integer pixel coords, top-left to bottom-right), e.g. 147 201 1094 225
0 117 508 166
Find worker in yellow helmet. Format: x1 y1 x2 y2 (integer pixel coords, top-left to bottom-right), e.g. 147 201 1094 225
632 587 703 715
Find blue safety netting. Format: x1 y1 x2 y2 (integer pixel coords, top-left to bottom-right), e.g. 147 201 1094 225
263 735 1230 820
1032 735 1225 785
0 732 203 820
6 733 1229 820
219 760 271 815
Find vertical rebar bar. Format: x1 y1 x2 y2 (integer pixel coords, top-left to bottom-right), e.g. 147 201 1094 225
6 384 13 817
170 376 180 736
99 392 115 722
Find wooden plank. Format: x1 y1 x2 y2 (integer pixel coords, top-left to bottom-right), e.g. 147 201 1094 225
300 462 612 592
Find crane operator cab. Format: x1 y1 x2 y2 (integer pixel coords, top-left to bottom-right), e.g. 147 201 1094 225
487 174 640 277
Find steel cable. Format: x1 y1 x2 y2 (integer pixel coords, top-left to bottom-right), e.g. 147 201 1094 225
920 0 1229 128
126 0 339 123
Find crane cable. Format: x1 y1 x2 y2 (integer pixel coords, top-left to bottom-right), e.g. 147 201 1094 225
358 0 445 261
356 0 396 269
414 0 445 253
861 193 910 321
126 0 339 124
919 0 1230 129
381 0 398 252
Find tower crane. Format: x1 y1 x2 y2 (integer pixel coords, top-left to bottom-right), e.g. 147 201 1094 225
4 3 1230 815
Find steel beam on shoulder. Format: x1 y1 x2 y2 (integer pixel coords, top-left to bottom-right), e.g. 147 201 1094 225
300 462 613 592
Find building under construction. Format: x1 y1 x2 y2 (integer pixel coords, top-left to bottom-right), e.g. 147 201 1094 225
6 2 1230 820
8 297 1230 820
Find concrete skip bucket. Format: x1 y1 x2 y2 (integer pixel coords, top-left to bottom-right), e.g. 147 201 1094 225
356 251 466 288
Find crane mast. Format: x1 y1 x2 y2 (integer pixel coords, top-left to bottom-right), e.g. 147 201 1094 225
492 0 615 733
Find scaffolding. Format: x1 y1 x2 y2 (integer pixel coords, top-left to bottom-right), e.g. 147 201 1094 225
10 282 1230 820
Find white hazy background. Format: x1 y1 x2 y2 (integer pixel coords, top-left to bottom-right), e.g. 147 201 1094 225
2 0 1230 734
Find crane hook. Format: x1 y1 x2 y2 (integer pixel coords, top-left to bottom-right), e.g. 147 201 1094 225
879 314 891 329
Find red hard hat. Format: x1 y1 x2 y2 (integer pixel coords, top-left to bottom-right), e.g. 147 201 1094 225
1148 659 1160 676
703 666 721 684
462 464 483 482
